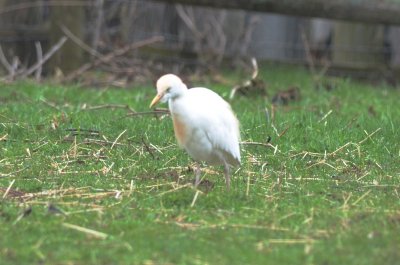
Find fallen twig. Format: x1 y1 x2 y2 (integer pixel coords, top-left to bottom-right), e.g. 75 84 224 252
124 109 170 118
0 134 8 141
358 128 381 145
82 104 136 113
318 109 333 123
241 141 276 149
63 137 124 147
111 130 127 150
65 128 100 134
12 207 32 225
268 238 316 244
278 126 290 138
0 166 29 178
352 190 372 206
241 141 279 155
190 190 201 207
141 136 156 160
156 183 192 197
2 179 16 198
62 223 109 239
39 98 60 110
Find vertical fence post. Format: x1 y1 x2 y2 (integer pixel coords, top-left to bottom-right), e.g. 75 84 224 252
332 22 386 69
49 3 85 74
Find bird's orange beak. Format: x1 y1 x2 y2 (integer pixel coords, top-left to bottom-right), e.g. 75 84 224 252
149 94 162 108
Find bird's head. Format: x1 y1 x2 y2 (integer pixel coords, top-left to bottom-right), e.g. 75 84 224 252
150 74 187 108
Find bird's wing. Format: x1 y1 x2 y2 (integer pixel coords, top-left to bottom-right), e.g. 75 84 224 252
188 88 241 166
205 114 241 166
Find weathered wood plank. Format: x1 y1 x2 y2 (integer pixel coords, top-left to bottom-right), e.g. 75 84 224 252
49 4 84 73
151 0 400 25
332 22 386 68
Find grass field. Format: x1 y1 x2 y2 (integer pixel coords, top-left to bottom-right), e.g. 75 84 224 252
1 65 399 265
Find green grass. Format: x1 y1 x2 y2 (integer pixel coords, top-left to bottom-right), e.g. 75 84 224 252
1 64 399 265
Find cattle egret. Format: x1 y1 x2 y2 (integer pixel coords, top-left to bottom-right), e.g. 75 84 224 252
150 74 241 190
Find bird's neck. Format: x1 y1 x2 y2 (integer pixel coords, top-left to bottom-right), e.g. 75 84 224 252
168 92 183 106
171 84 188 100
168 88 188 112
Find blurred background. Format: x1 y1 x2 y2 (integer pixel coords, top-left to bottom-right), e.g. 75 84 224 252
1 0 400 86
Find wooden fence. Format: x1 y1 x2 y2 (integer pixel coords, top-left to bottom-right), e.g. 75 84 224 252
0 0 399 77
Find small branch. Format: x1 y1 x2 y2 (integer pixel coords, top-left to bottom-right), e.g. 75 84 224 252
209 11 227 64
241 141 276 149
61 25 102 58
251 57 259 79
0 45 13 75
278 126 290 138
318 109 333 123
81 104 136 114
358 128 381 145
0 166 29 178
156 183 192 197
240 15 260 56
92 0 104 53
352 190 372 206
141 136 156 160
39 98 61 110
111 129 127 150
2 179 16 199
300 27 316 76
328 142 351 157
0 134 8 141
65 128 101 134
63 137 124 147
230 57 265 99
64 36 164 82
34 42 43 81
264 107 270 126
62 222 109 239
301 26 331 83
11 57 20 77
124 109 170 118
176 5 203 39
21 37 68 79
190 190 201 207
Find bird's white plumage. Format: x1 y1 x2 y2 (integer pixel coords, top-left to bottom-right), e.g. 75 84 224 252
169 87 241 166
150 74 240 189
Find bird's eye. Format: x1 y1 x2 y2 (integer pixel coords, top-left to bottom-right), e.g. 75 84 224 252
166 87 171 92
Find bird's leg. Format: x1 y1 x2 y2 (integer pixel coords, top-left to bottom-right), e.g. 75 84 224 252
194 162 201 187
223 161 231 191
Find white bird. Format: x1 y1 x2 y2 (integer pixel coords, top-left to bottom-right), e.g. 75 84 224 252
150 74 241 190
